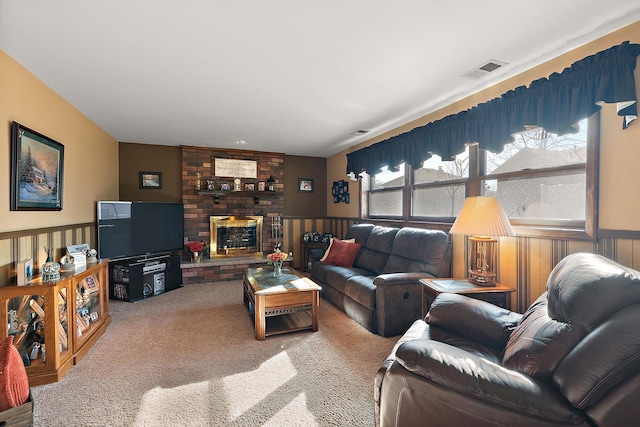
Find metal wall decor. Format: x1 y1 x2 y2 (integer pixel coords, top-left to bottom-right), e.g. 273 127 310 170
332 180 349 204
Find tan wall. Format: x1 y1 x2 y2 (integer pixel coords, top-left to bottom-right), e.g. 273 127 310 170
0 50 119 233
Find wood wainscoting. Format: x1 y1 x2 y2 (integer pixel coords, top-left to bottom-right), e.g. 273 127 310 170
0 223 96 288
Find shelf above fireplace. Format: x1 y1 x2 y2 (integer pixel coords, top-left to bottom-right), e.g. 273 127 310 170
198 190 279 204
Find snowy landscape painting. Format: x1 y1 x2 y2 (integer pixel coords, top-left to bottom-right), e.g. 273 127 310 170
10 122 64 211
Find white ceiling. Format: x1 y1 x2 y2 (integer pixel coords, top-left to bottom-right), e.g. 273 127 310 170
2 1 640 158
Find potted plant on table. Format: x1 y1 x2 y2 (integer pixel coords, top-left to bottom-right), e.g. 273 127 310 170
186 241 209 263
266 245 292 277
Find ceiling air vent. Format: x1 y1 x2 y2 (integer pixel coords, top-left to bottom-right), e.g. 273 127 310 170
461 59 508 79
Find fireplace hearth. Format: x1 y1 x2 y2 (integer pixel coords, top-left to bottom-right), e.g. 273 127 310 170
210 216 263 257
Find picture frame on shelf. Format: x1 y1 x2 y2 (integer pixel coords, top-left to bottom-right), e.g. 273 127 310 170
81 275 100 294
258 181 266 191
17 259 33 286
244 182 255 191
139 171 162 189
298 178 314 193
10 121 64 211
220 182 230 191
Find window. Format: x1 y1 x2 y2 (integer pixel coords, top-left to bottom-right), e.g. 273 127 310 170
412 147 469 218
363 115 598 239
366 164 405 217
483 120 588 223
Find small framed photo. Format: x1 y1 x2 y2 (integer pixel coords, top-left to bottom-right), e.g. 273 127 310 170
82 275 100 294
298 178 314 193
220 182 230 191
139 171 162 189
258 181 266 191
244 183 255 191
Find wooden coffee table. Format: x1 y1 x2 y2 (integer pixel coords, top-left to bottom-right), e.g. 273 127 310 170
243 267 321 340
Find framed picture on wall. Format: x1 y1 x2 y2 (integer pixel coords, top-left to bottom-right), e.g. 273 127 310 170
139 171 162 189
10 121 65 211
298 178 314 193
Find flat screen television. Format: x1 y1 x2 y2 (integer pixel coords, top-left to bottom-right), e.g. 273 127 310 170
97 201 184 260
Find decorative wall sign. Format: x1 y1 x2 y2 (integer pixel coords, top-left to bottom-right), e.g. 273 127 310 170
10 121 64 211
214 158 258 178
332 180 350 204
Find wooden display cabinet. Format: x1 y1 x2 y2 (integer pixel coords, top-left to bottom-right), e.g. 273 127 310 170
0 260 111 386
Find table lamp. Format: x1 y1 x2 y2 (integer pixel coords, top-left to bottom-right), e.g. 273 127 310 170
449 196 514 286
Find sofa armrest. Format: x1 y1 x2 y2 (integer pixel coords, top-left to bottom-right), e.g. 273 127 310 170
395 339 585 423
373 272 431 286
427 293 522 348
373 273 426 337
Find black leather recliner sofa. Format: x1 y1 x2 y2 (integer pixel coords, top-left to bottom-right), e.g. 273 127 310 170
376 252 640 426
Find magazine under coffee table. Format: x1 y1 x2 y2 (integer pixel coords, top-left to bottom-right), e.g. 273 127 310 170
243 267 322 340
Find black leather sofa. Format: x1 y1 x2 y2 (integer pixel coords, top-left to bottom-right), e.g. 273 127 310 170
311 224 450 337
375 252 640 426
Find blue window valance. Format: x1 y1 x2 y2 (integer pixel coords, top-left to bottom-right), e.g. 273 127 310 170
346 41 640 176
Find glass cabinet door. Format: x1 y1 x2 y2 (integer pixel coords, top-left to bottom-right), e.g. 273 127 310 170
7 294 46 367
74 273 104 345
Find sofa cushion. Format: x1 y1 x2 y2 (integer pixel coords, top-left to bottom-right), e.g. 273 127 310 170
345 275 377 310
502 292 570 380
324 267 366 294
383 228 448 276
503 252 640 381
345 224 375 246
353 226 397 275
553 304 640 409
322 239 362 268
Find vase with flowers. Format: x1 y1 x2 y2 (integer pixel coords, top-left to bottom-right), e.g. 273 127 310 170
266 247 291 277
186 241 209 263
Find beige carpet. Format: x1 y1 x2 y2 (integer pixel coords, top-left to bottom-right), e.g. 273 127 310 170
31 280 397 426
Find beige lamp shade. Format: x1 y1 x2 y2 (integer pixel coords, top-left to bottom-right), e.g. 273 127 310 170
449 196 515 237
450 196 514 286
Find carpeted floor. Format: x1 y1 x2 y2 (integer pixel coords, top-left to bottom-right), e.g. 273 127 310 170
31 280 397 426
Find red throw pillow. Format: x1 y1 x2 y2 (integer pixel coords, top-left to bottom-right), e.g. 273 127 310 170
322 238 362 268
0 335 30 411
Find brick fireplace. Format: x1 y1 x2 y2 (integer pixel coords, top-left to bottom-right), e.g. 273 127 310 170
181 146 284 283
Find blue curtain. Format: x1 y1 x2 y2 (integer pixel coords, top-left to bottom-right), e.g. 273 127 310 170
346 41 640 176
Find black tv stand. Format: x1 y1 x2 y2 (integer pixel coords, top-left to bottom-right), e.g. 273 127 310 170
108 253 182 302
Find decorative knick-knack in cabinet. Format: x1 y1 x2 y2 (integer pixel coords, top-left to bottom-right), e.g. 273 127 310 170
0 260 111 386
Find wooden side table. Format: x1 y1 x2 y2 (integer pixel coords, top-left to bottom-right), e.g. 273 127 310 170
302 241 329 272
420 278 516 318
